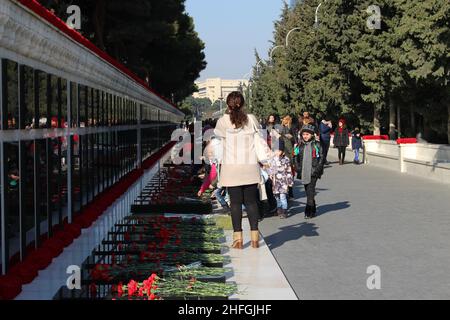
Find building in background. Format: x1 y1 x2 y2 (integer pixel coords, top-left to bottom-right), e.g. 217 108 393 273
193 78 249 103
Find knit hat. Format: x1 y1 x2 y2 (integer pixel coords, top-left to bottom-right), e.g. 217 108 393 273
300 124 315 135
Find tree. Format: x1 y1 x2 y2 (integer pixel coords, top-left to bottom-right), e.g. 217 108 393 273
180 97 212 118
394 0 450 142
251 0 449 142
42 0 206 104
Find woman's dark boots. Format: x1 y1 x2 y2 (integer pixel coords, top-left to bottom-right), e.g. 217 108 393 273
305 205 311 219
305 203 317 219
311 202 317 218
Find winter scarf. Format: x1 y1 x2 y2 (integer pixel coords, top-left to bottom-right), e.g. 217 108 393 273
301 140 313 185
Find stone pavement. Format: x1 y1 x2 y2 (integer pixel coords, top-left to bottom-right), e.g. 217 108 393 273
259 154 450 300
225 219 298 300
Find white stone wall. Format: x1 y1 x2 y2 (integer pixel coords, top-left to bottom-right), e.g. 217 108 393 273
363 140 450 185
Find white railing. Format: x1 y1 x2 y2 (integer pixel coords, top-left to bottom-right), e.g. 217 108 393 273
363 140 450 185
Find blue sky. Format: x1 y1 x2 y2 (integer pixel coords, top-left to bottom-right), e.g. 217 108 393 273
185 0 287 81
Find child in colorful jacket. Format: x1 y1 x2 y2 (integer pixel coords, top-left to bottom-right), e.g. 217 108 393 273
267 140 294 219
295 124 325 219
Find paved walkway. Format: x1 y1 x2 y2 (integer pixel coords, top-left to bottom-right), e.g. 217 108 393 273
259 155 450 300
225 219 298 300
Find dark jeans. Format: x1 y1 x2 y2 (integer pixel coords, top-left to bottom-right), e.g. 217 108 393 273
337 146 347 162
321 140 330 163
228 184 260 232
304 177 317 206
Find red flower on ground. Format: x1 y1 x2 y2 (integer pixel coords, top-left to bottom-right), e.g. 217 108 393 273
127 280 138 296
117 282 123 297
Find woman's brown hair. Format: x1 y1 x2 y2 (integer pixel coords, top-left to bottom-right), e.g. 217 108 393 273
226 91 248 129
282 115 292 128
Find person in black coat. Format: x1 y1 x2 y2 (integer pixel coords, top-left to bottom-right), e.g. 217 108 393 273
294 124 325 219
333 118 350 165
351 128 363 164
319 114 333 165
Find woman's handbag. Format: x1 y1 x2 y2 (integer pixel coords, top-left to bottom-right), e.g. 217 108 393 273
250 117 273 163
258 169 268 201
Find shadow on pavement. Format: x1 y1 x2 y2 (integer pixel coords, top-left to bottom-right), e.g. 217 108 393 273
287 200 350 218
264 222 319 250
316 201 351 216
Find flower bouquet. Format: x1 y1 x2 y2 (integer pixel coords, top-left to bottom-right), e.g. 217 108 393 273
103 241 223 254
86 262 229 284
92 251 227 268
109 274 237 300
107 229 225 243
122 216 217 226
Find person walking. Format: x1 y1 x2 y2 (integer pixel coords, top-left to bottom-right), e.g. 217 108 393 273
214 91 270 249
351 127 363 164
295 124 325 219
265 114 277 132
265 114 280 149
279 116 295 198
268 140 294 219
333 118 350 165
319 115 333 165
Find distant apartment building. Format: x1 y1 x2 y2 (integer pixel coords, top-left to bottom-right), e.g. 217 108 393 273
193 78 249 102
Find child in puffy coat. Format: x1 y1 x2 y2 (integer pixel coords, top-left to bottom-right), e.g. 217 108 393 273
267 140 294 219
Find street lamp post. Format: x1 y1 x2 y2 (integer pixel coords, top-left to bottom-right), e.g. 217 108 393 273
268 27 301 63
314 0 328 28
285 27 301 47
255 59 265 73
270 45 285 60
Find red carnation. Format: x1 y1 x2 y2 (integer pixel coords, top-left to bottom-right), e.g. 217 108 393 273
117 282 123 297
127 280 138 296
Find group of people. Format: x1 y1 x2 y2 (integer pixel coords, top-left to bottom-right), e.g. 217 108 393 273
264 113 364 168
193 91 364 250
